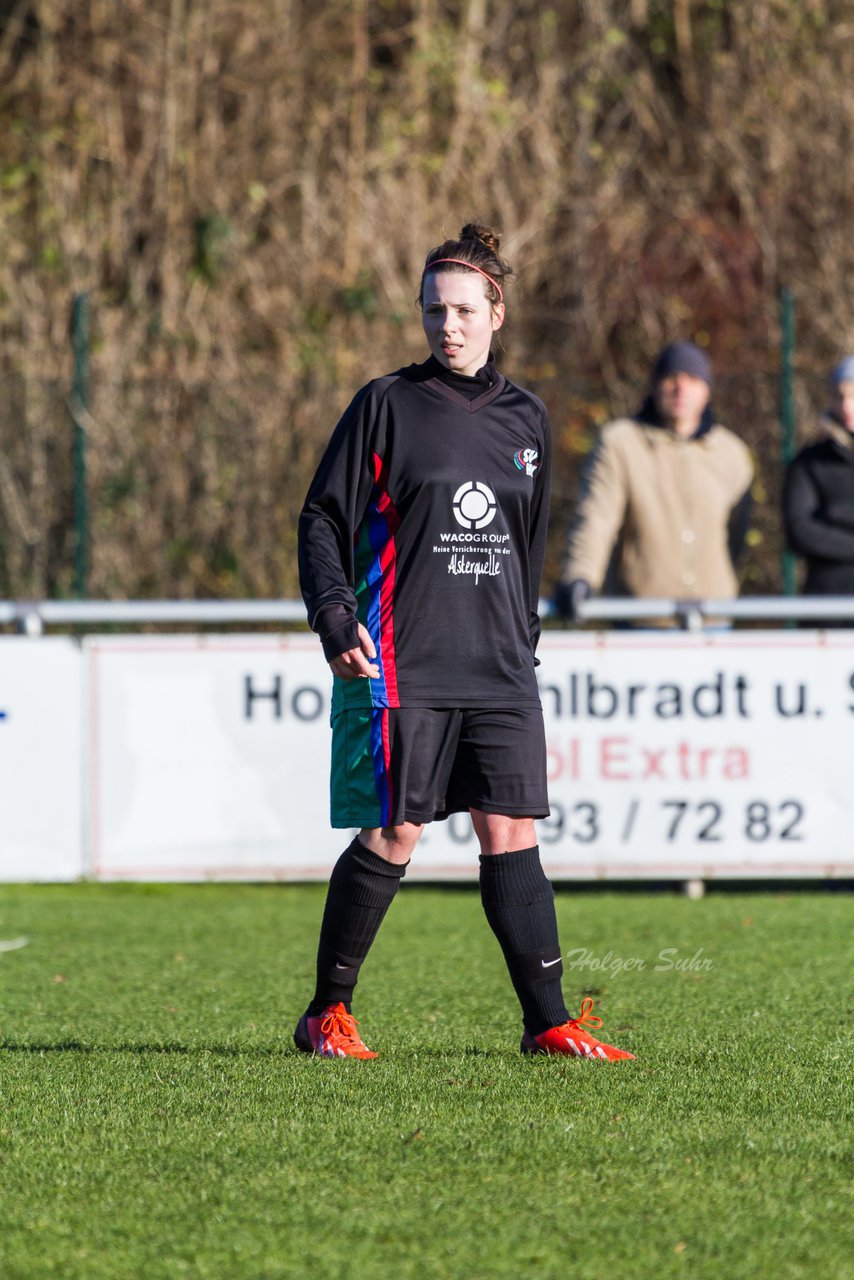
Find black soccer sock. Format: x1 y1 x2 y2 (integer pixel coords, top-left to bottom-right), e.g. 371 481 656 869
307 837 407 1015
479 845 570 1036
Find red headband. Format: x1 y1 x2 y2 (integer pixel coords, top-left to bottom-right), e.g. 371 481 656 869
425 257 504 303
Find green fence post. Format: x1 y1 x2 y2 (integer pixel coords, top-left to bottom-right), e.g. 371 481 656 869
779 287 797 597
71 292 89 598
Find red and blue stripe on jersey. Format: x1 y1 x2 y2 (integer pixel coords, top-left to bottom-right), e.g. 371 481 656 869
342 454 399 823
351 453 400 710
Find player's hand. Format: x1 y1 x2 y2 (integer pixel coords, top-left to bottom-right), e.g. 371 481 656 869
329 623 380 680
554 578 592 622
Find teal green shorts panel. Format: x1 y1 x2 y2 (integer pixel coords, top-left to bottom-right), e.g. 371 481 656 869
330 708 386 829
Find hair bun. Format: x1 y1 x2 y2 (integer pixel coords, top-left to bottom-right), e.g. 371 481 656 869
460 223 501 256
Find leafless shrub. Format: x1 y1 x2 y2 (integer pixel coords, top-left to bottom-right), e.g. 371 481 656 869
0 1 852 599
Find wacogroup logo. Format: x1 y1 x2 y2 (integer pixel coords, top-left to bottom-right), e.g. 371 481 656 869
514 447 539 477
452 480 497 530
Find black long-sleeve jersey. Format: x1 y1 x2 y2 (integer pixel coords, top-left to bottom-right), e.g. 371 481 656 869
298 357 551 711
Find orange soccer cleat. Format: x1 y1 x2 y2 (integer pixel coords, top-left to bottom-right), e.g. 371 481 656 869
520 997 635 1061
293 1002 378 1059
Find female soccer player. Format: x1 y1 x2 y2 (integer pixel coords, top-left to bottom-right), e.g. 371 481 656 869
295 223 634 1061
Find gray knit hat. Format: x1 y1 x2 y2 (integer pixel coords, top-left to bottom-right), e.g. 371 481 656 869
651 342 712 386
829 356 854 389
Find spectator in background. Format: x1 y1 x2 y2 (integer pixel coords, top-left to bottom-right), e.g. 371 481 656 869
783 356 854 606
556 342 754 624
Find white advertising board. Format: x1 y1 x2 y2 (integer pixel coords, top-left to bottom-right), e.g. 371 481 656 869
0 637 83 880
85 636 339 879
85 632 854 881
531 631 854 879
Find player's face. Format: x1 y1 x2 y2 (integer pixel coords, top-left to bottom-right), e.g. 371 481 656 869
421 271 504 378
832 381 854 432
654 371 710 429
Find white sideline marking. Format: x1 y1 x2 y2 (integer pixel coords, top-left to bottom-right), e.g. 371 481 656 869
0 937 28 953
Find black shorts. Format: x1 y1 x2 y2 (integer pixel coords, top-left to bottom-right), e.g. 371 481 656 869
329 705 549 828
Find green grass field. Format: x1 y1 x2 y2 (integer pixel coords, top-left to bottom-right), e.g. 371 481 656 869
0 883 851 1280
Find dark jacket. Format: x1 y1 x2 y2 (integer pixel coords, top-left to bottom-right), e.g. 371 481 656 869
783 419 854 594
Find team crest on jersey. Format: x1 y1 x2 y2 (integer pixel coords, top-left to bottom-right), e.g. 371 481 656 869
514 447 538 477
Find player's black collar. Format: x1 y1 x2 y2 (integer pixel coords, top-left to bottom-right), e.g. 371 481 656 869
423 356 505 413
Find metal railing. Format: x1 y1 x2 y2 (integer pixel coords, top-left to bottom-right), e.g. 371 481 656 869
3 596 854 635
1 599 307 636
576 597 854 629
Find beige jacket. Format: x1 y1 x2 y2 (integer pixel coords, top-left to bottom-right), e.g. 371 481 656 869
563 418 754 599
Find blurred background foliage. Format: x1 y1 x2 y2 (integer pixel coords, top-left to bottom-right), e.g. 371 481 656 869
0 0 852 600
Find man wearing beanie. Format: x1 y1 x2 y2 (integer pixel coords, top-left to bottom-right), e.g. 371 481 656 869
783 356 854 610
556 341 754 625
